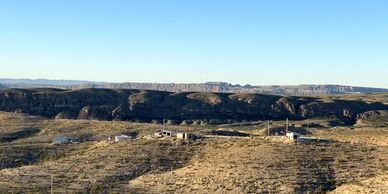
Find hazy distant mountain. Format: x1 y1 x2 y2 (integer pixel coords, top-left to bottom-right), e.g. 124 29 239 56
0 78 105 85
0 78 387 95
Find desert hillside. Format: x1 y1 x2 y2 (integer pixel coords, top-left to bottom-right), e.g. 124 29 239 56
0 88 387 125
0 111 387 193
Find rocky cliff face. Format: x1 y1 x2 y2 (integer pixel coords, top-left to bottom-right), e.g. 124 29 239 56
0 88 387 124
75 82 388 95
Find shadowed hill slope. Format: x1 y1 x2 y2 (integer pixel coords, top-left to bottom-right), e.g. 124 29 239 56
0 88 387 124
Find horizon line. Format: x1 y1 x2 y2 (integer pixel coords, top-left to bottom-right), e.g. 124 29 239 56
0 77 387 89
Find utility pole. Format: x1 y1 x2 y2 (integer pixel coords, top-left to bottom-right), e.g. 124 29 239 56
307 123 309 134
51 174 54 194
286 118 289 133
267 120 270 137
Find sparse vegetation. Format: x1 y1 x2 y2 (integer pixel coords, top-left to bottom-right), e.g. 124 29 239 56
0 110 387 193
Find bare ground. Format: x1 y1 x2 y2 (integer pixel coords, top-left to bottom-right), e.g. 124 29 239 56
0 111 387 193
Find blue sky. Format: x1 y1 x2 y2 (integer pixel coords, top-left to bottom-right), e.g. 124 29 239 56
0 0 387 88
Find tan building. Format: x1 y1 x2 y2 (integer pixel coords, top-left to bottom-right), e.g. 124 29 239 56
176 132 195 139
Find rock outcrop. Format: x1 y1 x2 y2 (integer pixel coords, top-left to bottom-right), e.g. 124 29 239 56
0 88 387 124
356 110 386 120
356 110 388 127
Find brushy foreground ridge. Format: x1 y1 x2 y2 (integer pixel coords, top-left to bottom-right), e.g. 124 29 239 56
0 111 387 193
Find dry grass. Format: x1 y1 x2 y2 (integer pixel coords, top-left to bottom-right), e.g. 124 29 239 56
330 172 388 194
317 127 388 146
129 138 386 193
316 92 388 104
0 111 387 193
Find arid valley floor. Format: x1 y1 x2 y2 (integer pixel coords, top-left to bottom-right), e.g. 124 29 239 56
0 108 387 193
3 0 388 192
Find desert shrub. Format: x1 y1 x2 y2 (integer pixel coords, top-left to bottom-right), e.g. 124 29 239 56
0 128 39 143
314 185 328 194
381 164 388 172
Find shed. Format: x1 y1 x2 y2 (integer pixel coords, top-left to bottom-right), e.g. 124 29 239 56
286 132 300 141
177 132 195 139
53 136 70 144
114 134 133 142
161 130 176 137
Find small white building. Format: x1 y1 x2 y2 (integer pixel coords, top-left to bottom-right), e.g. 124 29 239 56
286 132 300 141
114 134 132 142
53 136 70 144
154 130 177 138
161 130 176 137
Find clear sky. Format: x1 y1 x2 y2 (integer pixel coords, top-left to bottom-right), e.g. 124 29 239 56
0 0 387 88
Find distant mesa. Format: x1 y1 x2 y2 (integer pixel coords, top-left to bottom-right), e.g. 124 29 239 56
0 78 387 95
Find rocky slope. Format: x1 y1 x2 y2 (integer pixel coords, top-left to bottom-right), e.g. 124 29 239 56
0 88 387 124
356 110 388 125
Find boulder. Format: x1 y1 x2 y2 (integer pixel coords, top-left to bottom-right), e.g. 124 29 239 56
55 111 78 119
